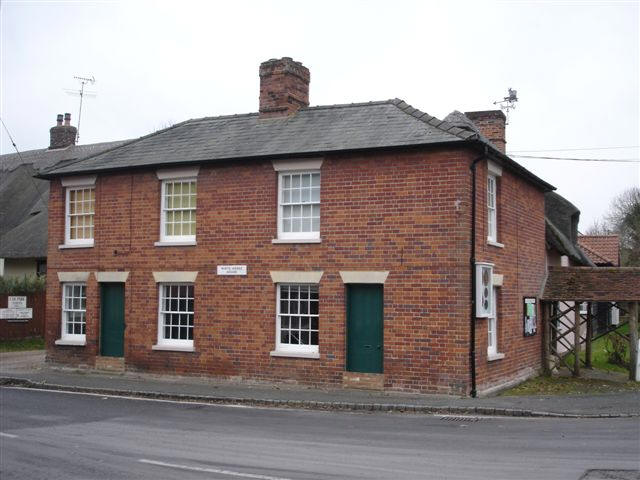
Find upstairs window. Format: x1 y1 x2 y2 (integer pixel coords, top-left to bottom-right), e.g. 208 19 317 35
487 174 497 243
65 187 95 245
278 172 320 240
161 179 197 242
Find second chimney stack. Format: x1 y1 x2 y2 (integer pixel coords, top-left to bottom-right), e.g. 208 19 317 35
50 113 77 149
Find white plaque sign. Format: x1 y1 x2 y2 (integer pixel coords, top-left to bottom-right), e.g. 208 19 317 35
8 296 27 308
217 265 247 276
0 308 32 319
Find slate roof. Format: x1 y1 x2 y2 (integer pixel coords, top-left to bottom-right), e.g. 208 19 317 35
37 99 554 192
0 140 126 259
578 235 620 266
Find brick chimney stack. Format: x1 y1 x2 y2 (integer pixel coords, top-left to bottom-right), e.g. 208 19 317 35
49 112 77 149
465 110 506 154
259 57 310 118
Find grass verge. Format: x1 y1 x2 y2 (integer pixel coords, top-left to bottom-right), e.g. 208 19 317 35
0 337 45 353
501 374 640 396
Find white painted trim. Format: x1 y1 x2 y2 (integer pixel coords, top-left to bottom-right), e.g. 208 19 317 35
488 352 506 362
156 166 200 180
152 271 198 283
61 175 97 187
57 272 90 282
270 350 320 359
269 271 323 284
152 344 195 352
59 242 94 249
492 274 504 287
271 158 323 172
95 271 129 283
487 160 502 177
339 271 389 284
487 240 504 249
55 339 87 346
154 241 197 247
271 238 321 244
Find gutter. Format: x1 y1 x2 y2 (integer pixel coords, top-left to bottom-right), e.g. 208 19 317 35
469 146 488 398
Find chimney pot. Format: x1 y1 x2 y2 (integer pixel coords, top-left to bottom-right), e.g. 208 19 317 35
464 110 507 154
50 113 77 149
259 57 310 118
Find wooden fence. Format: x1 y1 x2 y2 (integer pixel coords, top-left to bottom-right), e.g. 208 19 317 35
0 292 46 341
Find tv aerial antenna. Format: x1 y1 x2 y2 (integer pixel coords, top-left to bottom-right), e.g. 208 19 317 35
64 75 97 143
493 88 518 124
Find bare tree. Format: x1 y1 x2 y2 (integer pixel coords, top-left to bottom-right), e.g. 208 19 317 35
585 218 612 235
606 187 640 266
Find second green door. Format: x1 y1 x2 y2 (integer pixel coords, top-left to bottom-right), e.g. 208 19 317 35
100 283 125 357
346 284 383 373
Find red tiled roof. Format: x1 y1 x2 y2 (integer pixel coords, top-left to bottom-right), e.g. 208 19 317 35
578 235 620 266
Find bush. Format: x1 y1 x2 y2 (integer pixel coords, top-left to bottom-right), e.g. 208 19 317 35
604 334 629 368
0 275 46 294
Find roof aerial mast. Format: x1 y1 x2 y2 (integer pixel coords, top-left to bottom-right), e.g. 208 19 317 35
64 75 96 143
493 88 518 124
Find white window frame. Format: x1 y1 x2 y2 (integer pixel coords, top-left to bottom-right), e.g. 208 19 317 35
487 287 498 356
156 283 195 350
64 186 95 247
274 283 319 356
60 282 87 342
277 170 320 241
159 178 197 244
487 174 497 243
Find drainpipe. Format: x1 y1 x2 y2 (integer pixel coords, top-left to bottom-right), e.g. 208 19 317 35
469 146 488 398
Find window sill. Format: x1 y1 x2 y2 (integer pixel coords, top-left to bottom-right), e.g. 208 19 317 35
154 241 197 247
487 240 504 249
55 338 86 346
152 344 195 352
487 352 505 362
270 350 320 359
272 238 321 244
59 243 94 250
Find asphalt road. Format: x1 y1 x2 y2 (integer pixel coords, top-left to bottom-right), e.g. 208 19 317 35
1 387 638 480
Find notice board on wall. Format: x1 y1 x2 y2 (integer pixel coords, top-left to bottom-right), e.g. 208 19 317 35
523 297 537 337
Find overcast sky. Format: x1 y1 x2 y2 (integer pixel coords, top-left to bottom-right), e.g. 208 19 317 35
1 0 638 229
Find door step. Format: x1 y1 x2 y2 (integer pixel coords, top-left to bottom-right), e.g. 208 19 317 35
343 372 384 390
95 356 125 373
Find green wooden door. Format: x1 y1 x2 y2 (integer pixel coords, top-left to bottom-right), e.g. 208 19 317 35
100 283 125 357
346 284 383 373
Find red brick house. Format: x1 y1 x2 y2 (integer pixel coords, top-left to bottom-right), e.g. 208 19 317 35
38 57 554 396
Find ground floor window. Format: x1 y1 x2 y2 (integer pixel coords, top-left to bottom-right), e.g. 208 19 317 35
158 283 194 347
62 283 86 340
276 284 319 353
487 287 498 356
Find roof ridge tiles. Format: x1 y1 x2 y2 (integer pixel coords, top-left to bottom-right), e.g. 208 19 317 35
389 99 477 141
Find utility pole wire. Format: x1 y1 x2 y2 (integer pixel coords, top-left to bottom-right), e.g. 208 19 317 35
508 145 639 153
510 154 639 163
0 117 49 206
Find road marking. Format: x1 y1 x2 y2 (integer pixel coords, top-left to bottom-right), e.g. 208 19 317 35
0 432 18 438
138 459 294 480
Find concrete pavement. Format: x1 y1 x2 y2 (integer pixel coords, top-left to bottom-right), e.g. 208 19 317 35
1 351 638 418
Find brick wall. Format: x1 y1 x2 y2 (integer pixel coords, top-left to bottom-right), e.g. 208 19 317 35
45 146 547 395
473 161 547 393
